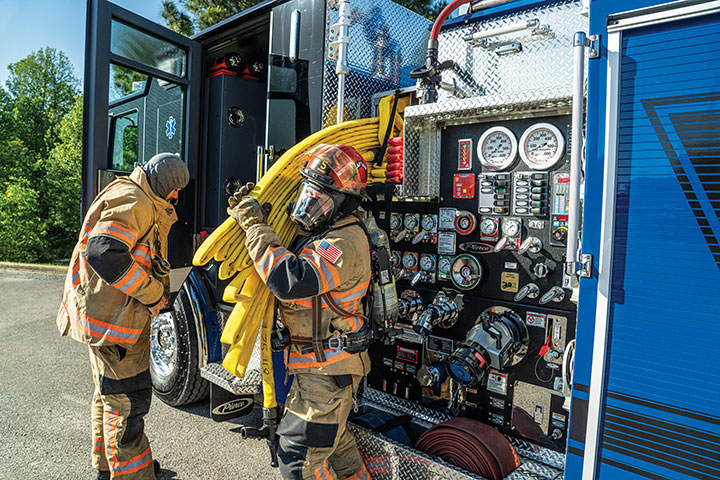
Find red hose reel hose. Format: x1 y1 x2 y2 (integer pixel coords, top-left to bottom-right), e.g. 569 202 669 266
430 0 475 40
415 417 521 480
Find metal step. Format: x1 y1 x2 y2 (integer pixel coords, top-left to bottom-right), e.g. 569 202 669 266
200 362 262 395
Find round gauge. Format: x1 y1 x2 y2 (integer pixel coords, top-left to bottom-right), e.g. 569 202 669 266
390 213 402 230
454 211 477 235
402 253 417 269
519 123 565 170
420 255 436 271
480 218 497 236
421 215 436 232
403 214 419 231
450 254 483 290
438 256 452 275
391 251 401 268
477 126 518 171
502 219 521 237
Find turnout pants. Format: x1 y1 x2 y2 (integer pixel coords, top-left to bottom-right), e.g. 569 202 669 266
88 328 155 479
277 373 370 480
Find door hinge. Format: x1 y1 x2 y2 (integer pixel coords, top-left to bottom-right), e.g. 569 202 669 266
580 253 593 278
588 34 600 59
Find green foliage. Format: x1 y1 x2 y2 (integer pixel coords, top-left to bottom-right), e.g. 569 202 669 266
161 0 446 35
162 0 253 35
111 65 148 100
0 48 81 263
6 47 80 157
0 178 46 263
43 96 83 259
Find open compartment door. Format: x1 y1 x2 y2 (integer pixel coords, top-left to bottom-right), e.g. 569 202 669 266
83 0 202 268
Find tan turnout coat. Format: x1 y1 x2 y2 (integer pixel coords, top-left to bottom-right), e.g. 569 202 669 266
57 167 176 347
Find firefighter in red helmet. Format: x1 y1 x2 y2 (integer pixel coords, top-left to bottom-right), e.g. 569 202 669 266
228 144 371 480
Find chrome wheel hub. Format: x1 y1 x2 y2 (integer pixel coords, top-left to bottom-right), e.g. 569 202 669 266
150 312 177 378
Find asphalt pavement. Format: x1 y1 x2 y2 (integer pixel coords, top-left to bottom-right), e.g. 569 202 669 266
0 269 282 480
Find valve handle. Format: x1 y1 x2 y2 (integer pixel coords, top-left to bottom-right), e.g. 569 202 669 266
494 236 509 252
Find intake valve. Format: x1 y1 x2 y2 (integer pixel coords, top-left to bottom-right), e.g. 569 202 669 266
446 309 529 386
412 294 460 338
539 286 565 305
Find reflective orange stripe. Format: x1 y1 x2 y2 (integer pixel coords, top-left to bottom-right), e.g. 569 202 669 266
329 280 370 302
287 349 353 369
91 221 137 246
113 263 149 296
345 464 369 480
66 301 142 344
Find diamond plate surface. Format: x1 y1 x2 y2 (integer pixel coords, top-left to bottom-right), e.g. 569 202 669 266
401 0 586 197
321 0 430 126
199 331 262 395
437 0 587 102
360 387 565 479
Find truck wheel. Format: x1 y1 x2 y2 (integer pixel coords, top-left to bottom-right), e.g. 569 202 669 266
149 287 209 406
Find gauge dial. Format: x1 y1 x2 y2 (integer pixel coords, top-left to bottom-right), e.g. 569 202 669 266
438 256 452 275
402 252 418 269
519 123 565 170
477 126 518 171
421 215 437 232
502 219 521 237
390 213 402 230
450 254 483 290
480 218 497 236
391 251 401 268
403 214 419 231
420 255 436 271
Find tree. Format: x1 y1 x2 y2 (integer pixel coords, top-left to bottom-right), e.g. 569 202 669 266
161 0 446 35
0 177 46 263
43 95 84 259
5 47 80 157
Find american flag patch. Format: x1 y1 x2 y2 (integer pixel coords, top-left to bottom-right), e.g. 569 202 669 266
316 239 343 264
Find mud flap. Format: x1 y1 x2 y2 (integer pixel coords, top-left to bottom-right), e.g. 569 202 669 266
210 383 254 422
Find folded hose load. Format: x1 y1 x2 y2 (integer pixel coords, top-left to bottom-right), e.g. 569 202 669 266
191 118 382 406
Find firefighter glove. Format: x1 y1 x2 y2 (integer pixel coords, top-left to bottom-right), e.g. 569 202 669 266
228 182 256 207
227 196 272 231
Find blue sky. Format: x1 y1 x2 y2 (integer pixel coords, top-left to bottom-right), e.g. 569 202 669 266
0 0 166 89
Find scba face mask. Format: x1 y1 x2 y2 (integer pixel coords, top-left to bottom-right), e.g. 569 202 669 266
290 182 338 231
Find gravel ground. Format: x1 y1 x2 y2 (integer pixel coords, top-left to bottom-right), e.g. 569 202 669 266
0 269 282 480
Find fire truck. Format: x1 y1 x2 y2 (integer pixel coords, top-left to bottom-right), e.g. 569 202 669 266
83 0 720 478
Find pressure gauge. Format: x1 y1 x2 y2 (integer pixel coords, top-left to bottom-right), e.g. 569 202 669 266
402 252 418 270
391 251 401 268
480 218 497 236
502 218 521 238
390 213 402 231
420 254 436 271
438 256 452 277
403 214 419 231
421 215 437 232
477 126 518 171
519 123 565 170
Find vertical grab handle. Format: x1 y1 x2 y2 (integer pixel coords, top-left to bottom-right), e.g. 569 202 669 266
289 10 301 63
565 32 587 275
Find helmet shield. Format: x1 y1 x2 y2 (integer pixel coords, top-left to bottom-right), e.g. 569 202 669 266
299 144 366 197
290 181 337 231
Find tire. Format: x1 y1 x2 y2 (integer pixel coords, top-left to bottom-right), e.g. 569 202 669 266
149 286 209 406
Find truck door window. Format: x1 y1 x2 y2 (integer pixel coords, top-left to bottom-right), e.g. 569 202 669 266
107 63 185 169
110 19 188 78
110 110 138 171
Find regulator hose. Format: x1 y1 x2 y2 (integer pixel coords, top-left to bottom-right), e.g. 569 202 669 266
415 417 521 480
